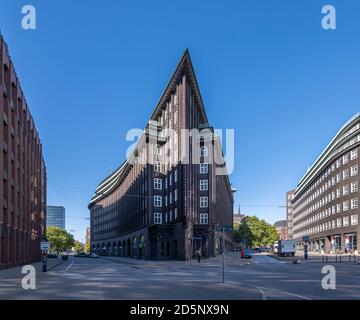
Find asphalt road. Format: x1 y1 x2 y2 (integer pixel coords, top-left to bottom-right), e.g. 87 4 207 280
0 253 359 300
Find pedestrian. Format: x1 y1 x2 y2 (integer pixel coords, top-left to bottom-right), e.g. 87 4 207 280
197 248 202 263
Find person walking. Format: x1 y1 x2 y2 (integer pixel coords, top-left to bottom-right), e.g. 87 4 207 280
197 248 202 263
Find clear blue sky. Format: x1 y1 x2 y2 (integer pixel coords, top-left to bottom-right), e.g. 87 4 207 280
1 0 360 241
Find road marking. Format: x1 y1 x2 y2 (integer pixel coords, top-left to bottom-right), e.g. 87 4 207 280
65 261 75 272
256 286 312 300
256 287 267 300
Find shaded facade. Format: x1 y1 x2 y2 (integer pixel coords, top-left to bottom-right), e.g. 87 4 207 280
89 50 234 260
292 114 360 254
274 220 287 240
46 205 65 229
286 190 295 239
0 34 47 269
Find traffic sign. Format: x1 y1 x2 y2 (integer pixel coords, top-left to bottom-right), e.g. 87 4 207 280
40 241 50 251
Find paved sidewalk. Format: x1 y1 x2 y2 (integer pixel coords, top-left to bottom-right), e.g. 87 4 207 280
0 257 66 277
269 252 360 264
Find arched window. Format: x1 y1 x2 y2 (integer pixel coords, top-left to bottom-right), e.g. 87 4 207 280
200 146 208 157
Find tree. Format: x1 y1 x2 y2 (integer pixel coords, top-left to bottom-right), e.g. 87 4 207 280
74 241 84 253
46 226 75 254
84 240 91 253
234 216 279 248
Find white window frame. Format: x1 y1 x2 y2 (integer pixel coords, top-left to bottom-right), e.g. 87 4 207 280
200 196 208 208
351 164 358 177
200 163 208 174
154 178 162 190
200 179 208 191
154 212 162 224
199 213 209 225
200 146 208 157
351 149 358 160
351 198 358 209
351 181 358 193
351 214 358 226
154 196 162 207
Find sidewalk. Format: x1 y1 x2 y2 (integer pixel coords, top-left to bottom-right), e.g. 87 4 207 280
0 257 66 277
269 252 359 264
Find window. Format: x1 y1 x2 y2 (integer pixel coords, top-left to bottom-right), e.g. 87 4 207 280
351 149 358 160
337 218 342 228
200 146 208 157
154 163 162 173
154 178 162 190
165 195 168 207
336 174 341 183
200 213 209 224
343 169 349 180
154 196 162 207
174 189 178 202
169 192 173 204
169 173 173 186
200 163 208 174
165 212 168 223
200 196 208 208
351 165 358 176
170 210 173 221
174 169 178 182
336 159 341 168
351 214 358 225
154 212 162 224
351 198 358 209
200 179 208 191
343 185 349 195
165 177 168 189
343 201 349 211
343 154 349 165
351 181 358 193
337 203 342 213
332 220 336 229
337 188 341 198
343 216 349 226
174 207 178 219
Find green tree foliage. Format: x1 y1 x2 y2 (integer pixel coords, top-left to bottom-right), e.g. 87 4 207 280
234 216 279 248
74 241 84 253
46 226 75 254
84 240 91 253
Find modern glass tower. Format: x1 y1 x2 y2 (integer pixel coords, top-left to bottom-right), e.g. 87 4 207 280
47 206 65 229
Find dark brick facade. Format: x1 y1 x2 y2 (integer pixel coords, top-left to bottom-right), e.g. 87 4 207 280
292 114 360 254
89 50 234 260
0 34 47 269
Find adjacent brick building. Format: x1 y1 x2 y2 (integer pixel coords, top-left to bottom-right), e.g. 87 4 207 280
0 34 47 269
286 190 295 239
89 50 234 260
292 114 360 254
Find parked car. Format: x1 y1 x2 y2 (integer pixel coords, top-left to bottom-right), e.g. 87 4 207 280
74 252 90 258
61 253 69 261
47 253 58 259
241 248 252 259
90 253 99 259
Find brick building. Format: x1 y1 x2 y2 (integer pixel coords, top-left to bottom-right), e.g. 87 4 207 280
0 34 47 269
292 114 360 254
274 220 287 240
286 190 295 239
89 50 234 260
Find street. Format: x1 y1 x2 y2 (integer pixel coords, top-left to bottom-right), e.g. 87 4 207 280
0 253 359 300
